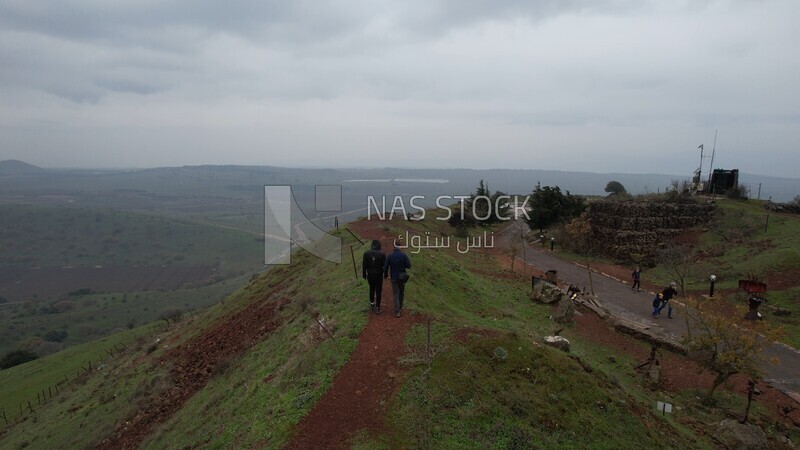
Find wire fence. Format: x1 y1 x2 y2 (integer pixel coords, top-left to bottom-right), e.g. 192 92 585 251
1 307 205 429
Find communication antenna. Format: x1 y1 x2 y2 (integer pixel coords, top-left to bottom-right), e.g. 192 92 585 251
707 129 717 186
697 144 704 183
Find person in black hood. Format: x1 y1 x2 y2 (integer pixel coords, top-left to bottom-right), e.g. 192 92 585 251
362 239 386 314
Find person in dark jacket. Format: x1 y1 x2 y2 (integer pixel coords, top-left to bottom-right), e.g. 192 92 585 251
651 293 663 318
631 267 641 291
362 240 386 314
384 244 411 318
658 282 679 319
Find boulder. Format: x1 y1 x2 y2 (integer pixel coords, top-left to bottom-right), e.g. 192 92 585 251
714 419 768 450
530 281 563 304
553 297 575 324
543 336 570 352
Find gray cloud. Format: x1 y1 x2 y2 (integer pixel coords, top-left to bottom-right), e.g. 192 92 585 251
0 0 798 177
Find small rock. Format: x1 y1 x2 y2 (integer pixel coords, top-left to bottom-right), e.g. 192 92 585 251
775 308 792 317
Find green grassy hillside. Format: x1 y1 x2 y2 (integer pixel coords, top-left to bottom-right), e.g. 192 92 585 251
0 219 791 449
0 277 245 356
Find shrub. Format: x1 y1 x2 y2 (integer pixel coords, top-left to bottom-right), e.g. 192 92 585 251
158 307 183 323
43 330 68 342
726 183 750 200
68 288 95 296
0 349 39 369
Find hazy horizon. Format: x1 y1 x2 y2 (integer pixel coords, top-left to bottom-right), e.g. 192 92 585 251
5 158 800 182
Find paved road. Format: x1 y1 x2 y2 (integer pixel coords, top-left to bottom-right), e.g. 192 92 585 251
500 223 800 402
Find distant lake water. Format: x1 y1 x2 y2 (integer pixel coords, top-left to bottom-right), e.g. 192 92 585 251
342 178 449 183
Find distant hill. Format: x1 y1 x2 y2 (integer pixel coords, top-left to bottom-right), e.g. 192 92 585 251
0 160 45 175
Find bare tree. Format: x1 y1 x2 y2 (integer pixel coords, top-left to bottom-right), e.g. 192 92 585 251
682 296 783 403
657 243 694 294
564 212 595 294
503 241 520 273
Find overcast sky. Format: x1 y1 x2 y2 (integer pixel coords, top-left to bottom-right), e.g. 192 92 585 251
0 1 798 177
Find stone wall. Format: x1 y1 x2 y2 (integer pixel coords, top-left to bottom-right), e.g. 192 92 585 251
587 201 715 263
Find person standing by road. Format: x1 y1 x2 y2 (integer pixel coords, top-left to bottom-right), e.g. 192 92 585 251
631 267 642 291
384 243 411 318
362 240 386 314
658 282 679 319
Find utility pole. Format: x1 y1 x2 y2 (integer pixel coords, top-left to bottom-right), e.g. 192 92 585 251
707 129 718 187
697 144 704 190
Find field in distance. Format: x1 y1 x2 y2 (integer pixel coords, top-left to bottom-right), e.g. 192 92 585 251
0 205 265 356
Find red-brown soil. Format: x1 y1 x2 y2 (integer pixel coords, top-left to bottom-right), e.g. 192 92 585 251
345 215 400 244
765 268 800 291
286 290 424 449
96 293 286 450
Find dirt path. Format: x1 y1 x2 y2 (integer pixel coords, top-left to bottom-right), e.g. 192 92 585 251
285 292 422 449
286 222 421 449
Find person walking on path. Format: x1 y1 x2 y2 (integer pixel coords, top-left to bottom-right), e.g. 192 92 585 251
384 244 411 318
631 267 641 291
658 282 679 319
651 293 663 318
362 240 386 314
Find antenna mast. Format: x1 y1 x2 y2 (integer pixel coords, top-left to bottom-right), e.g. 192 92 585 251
707 129 717 186
698 144 704 180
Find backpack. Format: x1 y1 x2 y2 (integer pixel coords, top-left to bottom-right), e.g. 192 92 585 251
398 271 410 283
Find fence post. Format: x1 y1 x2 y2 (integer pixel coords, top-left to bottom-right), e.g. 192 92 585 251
48 386 52 400
349 245 358 280
2 410 7 425
37 392 41 405
55 384 59 395
27 401 33 413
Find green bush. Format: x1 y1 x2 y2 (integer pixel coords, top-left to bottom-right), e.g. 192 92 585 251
0 349 39 369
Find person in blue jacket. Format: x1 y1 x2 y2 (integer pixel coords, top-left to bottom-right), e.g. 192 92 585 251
384 243 411 318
